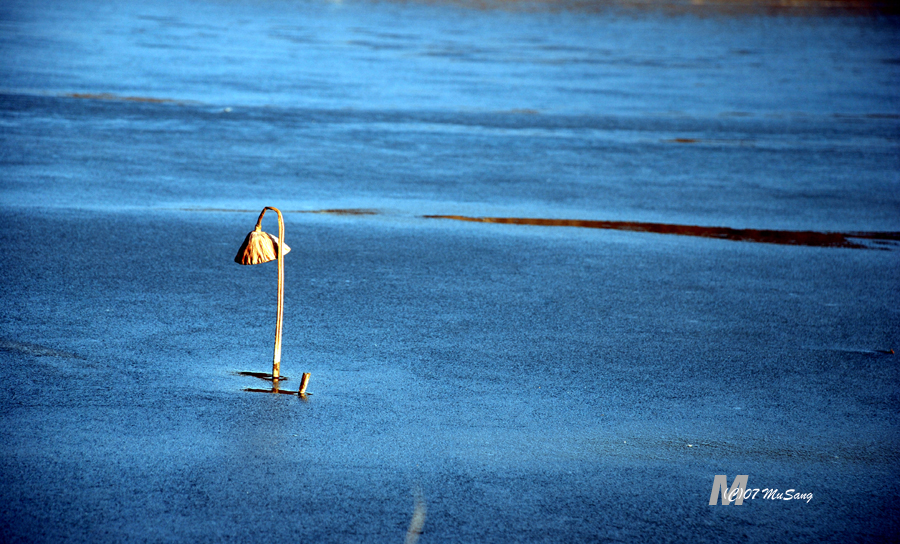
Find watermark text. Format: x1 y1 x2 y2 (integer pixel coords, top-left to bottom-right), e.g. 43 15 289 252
709 475 813 505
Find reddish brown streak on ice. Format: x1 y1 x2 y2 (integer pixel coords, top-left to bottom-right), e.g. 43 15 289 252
423 215 900 249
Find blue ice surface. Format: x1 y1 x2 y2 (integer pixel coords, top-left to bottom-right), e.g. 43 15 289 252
0 0 898 542
1 0 898 231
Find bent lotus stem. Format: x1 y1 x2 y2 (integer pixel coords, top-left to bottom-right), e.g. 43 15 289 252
235 206 287 379
253 206 286 380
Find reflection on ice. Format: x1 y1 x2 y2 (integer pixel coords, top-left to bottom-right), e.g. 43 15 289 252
236 371 290 381
238 371 310 398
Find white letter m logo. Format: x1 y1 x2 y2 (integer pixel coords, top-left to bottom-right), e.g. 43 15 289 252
709 475 749 505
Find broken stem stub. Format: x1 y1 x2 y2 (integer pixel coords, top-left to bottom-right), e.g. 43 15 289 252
298 373 310 396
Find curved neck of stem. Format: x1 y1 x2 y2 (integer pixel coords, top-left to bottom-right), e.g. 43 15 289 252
255 206 285 379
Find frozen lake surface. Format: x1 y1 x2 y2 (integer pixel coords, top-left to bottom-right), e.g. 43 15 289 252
1 0 898 541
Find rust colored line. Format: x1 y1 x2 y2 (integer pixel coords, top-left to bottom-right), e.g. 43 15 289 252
66 92 183 104
422 215 900 249
300 208 379 215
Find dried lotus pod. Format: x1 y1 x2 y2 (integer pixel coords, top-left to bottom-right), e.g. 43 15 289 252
234 228 291 265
